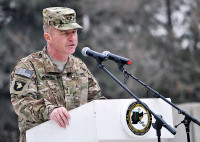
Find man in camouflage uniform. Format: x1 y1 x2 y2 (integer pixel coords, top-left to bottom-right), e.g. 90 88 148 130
10 7 105 142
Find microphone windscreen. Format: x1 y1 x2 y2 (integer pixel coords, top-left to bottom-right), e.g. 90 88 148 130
102 51 110 56
82 47 90 56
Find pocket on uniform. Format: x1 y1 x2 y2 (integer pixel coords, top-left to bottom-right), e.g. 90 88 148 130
37 75 58 103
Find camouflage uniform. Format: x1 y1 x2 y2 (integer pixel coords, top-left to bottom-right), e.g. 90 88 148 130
10 47 104 142
10 7 105 142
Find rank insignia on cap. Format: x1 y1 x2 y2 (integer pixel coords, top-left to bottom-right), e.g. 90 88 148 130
14 80 26 91
16 68 33 79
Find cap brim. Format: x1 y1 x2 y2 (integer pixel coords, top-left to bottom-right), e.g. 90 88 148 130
54 23 82 30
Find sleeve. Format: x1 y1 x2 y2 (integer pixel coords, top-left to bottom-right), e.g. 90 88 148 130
10 60 58 122
87 69 107 102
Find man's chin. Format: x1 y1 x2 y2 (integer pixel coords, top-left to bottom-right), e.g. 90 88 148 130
66 50 75 55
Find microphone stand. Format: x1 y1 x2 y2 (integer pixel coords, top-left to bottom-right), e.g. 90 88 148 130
117 64 200 142
94 59 176 142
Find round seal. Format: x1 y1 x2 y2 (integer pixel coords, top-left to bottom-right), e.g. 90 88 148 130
121 100 152 137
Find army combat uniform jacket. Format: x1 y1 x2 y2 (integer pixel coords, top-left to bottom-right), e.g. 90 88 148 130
10 47 104 142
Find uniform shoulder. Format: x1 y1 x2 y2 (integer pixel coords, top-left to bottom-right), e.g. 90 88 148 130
14 51 42 71
70 55 87 67
20 51 42 63
69 55 91 73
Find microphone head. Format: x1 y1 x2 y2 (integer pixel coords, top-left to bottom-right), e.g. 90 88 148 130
102 51 111 56
82 47 90 56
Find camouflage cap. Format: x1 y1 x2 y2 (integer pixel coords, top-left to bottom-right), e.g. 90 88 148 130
43 7 82 30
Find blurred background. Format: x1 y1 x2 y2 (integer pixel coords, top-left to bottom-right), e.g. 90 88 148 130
0 0 200 141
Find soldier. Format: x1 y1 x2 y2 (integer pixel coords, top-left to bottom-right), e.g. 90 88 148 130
10 7 105 142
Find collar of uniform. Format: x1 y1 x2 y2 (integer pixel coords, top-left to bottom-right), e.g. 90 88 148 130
42 46 75 74
42 47 61 73
63 55 75 74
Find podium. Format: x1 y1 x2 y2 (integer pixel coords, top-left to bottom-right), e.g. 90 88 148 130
26 99 174 142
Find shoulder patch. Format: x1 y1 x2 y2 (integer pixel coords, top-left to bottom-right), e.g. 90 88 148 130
10 77 31 94
16 68 33 79
14 80 26 91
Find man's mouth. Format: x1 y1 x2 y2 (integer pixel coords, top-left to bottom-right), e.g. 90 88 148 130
68 44 75 46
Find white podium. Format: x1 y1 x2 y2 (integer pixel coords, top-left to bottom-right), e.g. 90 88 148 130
26 99 174 142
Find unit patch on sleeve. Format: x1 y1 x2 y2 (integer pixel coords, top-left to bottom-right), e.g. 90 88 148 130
14 80 26 91
10 77 31 94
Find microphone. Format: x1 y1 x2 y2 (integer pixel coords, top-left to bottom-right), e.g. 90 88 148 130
102 51 132 65
82 47 107 61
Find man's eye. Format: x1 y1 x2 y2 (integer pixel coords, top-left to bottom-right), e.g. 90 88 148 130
61 32 68 35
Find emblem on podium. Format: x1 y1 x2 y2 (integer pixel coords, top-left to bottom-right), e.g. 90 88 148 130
121 100 152 137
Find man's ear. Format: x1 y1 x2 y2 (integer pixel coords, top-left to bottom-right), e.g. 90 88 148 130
44 32 51 42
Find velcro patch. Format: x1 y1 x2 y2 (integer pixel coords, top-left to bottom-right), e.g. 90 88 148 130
16 68 33 79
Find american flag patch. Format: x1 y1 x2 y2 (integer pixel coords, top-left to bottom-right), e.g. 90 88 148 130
16 68 33 79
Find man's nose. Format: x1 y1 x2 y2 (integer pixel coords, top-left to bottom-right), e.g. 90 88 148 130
68 33 76 41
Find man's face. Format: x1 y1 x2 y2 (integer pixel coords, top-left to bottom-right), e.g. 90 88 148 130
47 28 78 56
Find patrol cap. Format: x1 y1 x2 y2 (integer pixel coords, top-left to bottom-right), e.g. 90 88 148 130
43 7 82 30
